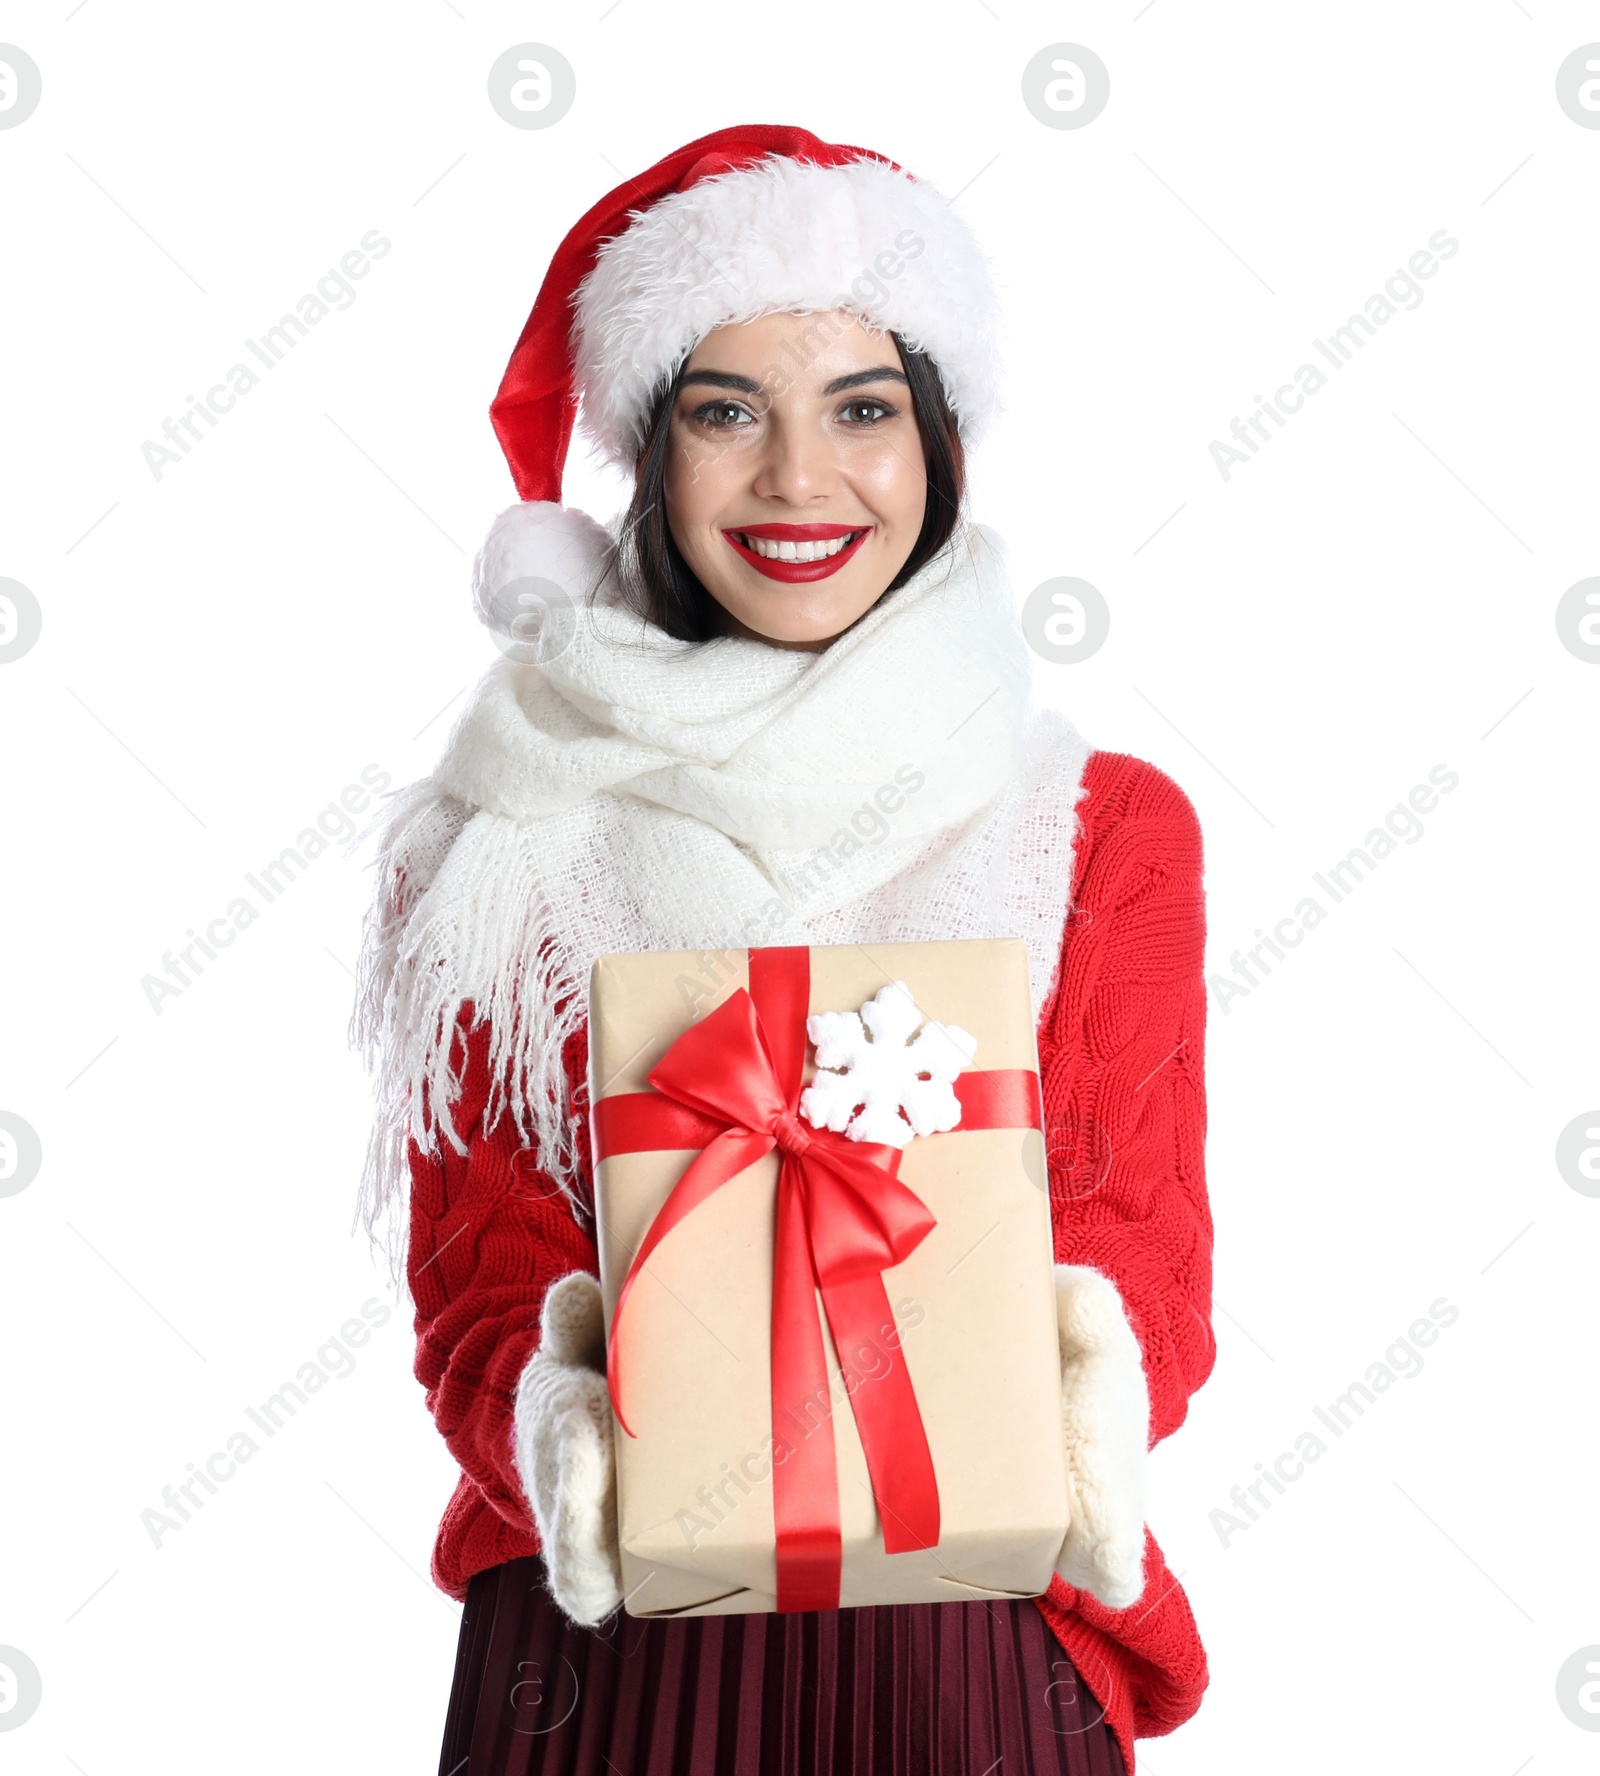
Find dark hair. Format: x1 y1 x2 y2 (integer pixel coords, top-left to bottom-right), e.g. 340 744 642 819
613 331 966 642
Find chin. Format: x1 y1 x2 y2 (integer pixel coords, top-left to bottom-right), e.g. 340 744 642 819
731 558 899 638
732 590 872 646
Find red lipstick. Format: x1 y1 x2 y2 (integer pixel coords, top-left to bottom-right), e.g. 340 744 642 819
722 522 873 583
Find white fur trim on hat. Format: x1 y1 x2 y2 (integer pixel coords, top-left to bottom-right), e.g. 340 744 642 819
571 154 1003 469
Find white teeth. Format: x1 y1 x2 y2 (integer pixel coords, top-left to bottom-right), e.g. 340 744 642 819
738 531 863 561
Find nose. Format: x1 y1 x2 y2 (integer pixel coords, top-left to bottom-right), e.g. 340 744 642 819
750 414 839 507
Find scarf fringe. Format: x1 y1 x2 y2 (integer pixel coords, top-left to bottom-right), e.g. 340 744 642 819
350 781 596 1291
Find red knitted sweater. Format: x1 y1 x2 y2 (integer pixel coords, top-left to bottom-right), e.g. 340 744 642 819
405 749 1216 1772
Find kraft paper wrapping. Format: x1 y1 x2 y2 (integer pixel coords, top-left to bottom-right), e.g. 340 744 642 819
588 938 1069 1618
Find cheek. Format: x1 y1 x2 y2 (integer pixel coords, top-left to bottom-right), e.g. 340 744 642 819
663 461 709 565
852 439 927 529
661 444 699 525
664 429 742 535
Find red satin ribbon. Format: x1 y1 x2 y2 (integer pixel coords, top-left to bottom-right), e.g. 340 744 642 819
592 945 1044 1612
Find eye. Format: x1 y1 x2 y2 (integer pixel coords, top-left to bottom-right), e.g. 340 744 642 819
688 400 755 430
838 397 896 426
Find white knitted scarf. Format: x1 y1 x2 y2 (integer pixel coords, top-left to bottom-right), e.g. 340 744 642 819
353 519 1094 1284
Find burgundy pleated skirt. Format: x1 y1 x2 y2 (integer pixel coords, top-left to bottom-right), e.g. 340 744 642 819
438 1555 1125 1776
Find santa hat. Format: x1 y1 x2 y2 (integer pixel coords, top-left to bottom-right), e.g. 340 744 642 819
472 123 1002 635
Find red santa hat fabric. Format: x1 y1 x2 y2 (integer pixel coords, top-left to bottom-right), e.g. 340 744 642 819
487 124 1002 504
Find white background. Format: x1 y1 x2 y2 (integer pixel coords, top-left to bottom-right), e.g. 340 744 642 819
2 3 1597 1772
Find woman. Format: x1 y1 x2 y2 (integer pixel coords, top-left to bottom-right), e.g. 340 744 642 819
355 125 1216 1775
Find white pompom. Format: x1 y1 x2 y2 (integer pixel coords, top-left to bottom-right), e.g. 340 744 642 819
470 501 617 647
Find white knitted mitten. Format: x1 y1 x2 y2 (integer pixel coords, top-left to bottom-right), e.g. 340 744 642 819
1051 1263 1150 1610
512 1270 624 1626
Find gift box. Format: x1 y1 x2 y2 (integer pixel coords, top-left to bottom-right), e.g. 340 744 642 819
588 938 1070 1618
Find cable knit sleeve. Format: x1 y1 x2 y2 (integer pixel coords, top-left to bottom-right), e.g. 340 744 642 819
1040 751 1216 1446
406 1004 599 1545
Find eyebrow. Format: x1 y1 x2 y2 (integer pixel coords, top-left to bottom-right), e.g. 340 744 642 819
822 367 909 394
676 366 910 397
678 369 763 394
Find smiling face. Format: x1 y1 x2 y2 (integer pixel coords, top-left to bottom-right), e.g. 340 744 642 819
659 311 929 650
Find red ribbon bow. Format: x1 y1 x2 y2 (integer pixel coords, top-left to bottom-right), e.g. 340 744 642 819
592 945 1043 1612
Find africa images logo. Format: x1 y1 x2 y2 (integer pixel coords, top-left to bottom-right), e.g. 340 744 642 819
1208 230 1459 481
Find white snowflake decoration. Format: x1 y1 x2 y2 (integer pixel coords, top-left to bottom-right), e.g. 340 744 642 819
798 980 978 1150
